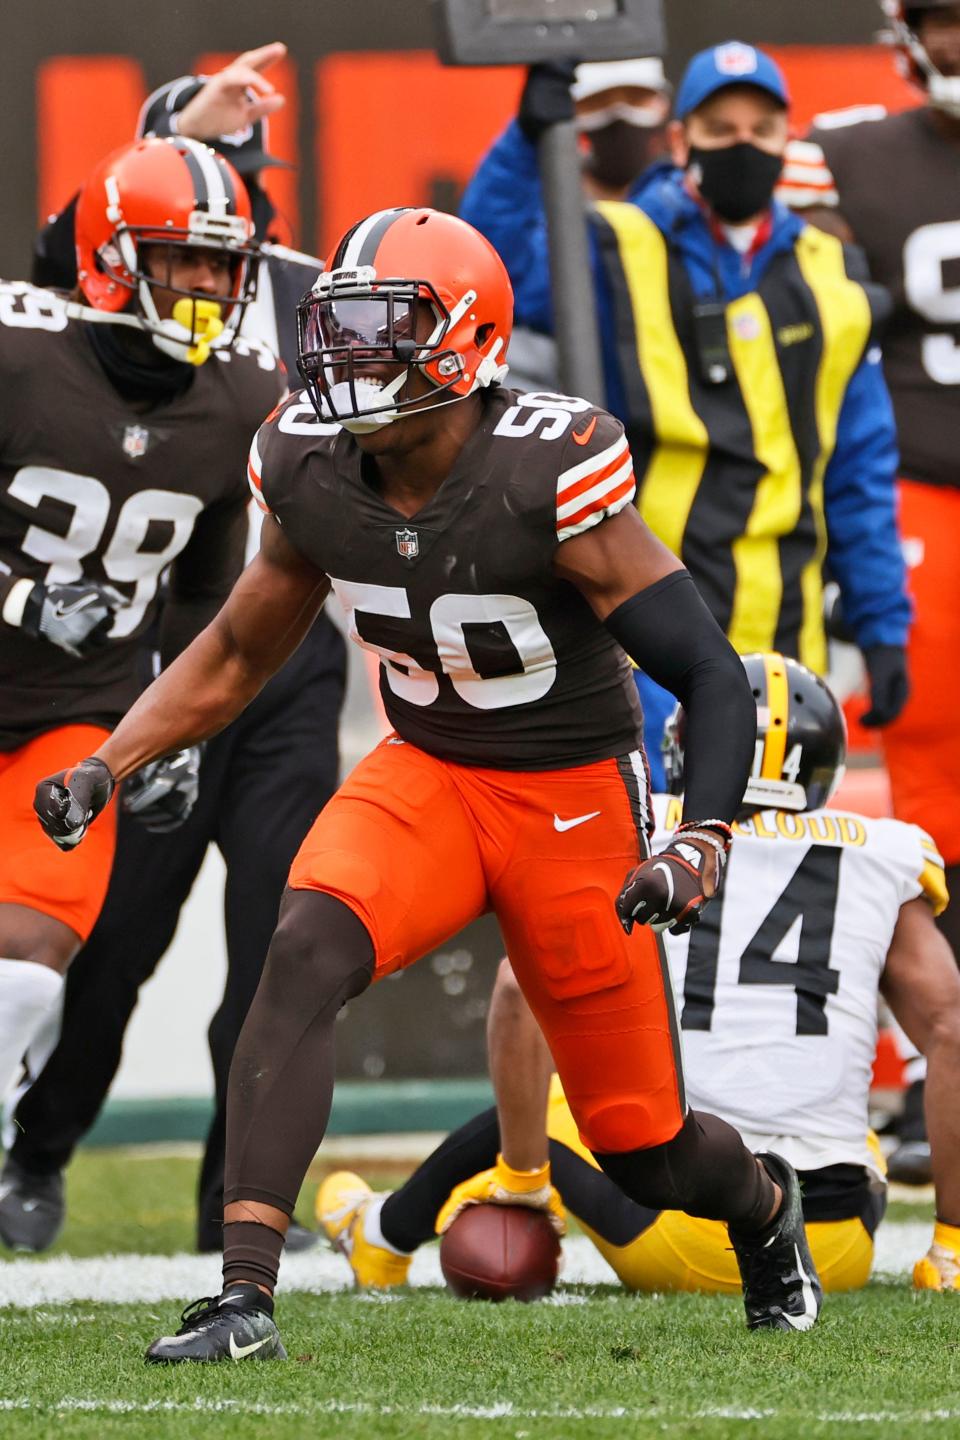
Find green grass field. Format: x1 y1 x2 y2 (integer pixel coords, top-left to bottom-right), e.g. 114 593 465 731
2 1150 957 1440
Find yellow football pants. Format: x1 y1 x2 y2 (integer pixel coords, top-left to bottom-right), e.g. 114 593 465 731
547 1078 875 1294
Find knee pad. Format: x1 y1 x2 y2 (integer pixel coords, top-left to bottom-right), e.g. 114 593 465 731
577 1098 678 1155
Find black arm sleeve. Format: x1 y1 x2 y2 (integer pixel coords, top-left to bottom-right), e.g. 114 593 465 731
604 571 756 824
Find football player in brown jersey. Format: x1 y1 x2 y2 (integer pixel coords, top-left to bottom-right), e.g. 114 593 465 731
779 0 960 1193
0 137 282 1129
38 207 825 1359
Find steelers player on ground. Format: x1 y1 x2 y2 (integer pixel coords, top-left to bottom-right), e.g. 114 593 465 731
0 137 281 1114
38 208 823 1361
779 2 960 1182
319 656 960 1296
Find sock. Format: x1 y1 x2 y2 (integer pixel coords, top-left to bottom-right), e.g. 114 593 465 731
222 1219 285 1292
363 1195 411 1256
0 960 64 1100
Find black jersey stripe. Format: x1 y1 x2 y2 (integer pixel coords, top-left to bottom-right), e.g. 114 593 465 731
616 749 652 858
655 930 687 1114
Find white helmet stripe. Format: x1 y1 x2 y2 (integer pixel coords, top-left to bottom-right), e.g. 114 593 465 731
176 135 230 216
337 208 409 269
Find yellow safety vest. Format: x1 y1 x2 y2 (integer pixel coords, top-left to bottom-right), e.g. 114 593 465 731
594 203 880 673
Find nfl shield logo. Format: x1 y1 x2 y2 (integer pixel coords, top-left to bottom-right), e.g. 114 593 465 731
122 424 150 459
396 528 419 559
714 43 758 76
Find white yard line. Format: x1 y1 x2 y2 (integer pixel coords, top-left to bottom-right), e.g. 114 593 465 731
0 1223 925 1310
1 1397 960 1425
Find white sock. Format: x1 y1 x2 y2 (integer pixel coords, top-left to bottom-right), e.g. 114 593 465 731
0 959 64 1100
362 1194 411 1255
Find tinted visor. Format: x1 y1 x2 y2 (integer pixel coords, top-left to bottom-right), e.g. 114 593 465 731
311 296 416 351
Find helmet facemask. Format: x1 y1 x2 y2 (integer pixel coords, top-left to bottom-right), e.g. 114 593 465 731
883 0 960 115
297 266 507 434
94 212 259 365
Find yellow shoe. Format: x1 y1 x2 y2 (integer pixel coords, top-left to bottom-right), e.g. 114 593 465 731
315 1170 412 1288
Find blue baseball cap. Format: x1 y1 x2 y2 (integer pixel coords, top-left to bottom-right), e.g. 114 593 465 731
675 42 790 120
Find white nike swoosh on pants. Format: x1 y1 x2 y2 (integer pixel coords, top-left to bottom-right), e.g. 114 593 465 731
553 811 601 832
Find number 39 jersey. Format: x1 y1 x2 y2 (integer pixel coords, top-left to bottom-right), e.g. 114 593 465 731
249 386 644 770
654 793 948 1178
0 282 283 749
802 109 960 488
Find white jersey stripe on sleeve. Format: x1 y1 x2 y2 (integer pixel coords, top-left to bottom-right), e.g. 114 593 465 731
556 457 634 521
556 435 629 495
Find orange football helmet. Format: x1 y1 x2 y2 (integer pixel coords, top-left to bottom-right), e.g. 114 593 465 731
75 136 259 363
881 0 960 113
297 207 513 432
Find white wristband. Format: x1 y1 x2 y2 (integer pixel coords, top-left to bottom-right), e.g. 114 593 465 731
2 577 35 628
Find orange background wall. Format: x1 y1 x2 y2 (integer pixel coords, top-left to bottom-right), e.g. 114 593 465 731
35 45 921 259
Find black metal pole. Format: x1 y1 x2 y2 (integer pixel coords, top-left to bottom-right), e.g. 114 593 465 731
537 118 606 406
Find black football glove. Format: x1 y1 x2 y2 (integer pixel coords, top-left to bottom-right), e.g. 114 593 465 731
517 60 578 142
20 580 125 658
616 826 729 937
34 756 115 851
860 644 909 728
121 746 203 833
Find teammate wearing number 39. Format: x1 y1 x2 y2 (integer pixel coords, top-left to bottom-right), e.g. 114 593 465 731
37 206 823 1361
0 138 281 1108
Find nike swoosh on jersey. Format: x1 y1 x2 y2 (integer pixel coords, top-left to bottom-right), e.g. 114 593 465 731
571 416 598 446
553 811 601 832
229 1333 270 1360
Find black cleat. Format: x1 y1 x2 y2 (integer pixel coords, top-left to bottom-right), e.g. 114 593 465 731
0 1159 64 1252
886 1139 933 1186
730 1152 822 1332
284 1219 320 1253
145 1284 287 1364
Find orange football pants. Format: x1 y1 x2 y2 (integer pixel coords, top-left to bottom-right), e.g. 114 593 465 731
882 479 960 865
0 725 116 942
289 735 685 1153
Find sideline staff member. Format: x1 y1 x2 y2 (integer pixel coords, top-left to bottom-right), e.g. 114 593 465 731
461 44 911 783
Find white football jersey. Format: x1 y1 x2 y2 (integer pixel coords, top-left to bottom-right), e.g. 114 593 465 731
654 795 947 1178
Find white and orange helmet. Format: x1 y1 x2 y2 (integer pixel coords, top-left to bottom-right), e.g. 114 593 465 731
881 0 960 114
297 207 513 432
75 136 259 362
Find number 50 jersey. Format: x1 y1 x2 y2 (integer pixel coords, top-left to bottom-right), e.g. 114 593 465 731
249 386 644 770
655 793 948 1179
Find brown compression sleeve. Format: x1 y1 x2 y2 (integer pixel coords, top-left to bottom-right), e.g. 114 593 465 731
221 889 374 1289
604 572 756 824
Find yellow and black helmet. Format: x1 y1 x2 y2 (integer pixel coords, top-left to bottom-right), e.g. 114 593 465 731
664 652 847 812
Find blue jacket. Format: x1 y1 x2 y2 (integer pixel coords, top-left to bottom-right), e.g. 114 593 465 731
460 122 909 650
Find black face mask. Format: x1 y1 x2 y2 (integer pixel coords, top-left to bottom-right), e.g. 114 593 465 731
688 142 784 224
584 120 665 191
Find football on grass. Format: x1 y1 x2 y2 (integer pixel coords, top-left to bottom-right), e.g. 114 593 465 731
440 1203 560 1301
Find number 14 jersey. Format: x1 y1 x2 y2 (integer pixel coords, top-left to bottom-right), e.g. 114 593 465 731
656 793 948 1177
249 386 644 770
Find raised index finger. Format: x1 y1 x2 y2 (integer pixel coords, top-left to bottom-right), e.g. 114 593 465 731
233 41 288 74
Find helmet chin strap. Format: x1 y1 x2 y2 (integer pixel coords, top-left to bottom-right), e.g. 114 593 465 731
65 296 226 366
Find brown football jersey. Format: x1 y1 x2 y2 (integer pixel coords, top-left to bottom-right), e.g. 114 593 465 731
811 108 960 487
0 282 284 748
248 386 644 770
